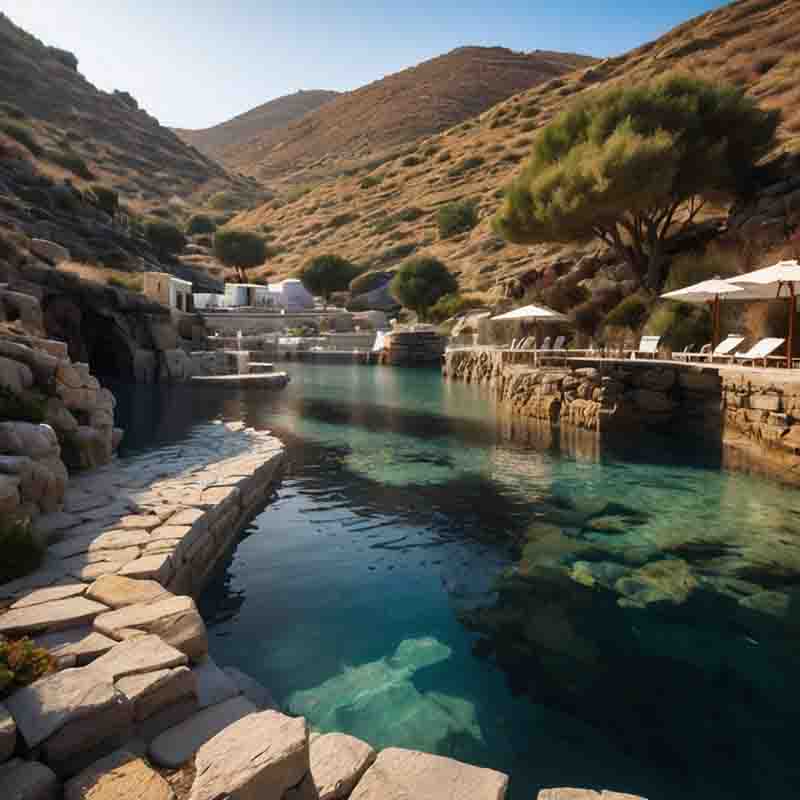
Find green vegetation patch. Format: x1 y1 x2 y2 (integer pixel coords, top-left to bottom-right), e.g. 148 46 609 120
0 635 55 699
360 174 385 189
107 275 143 293
45 149 94 180
437 200 479 239
0 387 47 423
186 214 217 235
447 156 485 178
145 220 186 259
0 120 42 156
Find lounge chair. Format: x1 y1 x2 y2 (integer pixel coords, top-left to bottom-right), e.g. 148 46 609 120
687 335 745 363
734 337 785 367
673 344 695 361
551 335 567 351
629 336 661 360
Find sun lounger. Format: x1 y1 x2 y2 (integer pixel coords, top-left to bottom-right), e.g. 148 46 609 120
687 335 745 363
629 336 661 360
734 337 785 367
673 345 695 361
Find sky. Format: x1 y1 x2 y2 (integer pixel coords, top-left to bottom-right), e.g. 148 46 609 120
2 0 728 130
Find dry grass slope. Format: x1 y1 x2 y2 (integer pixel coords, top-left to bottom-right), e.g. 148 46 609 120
219 47 595 183
232 0 800 297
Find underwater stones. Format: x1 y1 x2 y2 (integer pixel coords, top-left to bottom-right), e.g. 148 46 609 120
569 561 629 590
614 558 698 608
188 710 308 800
222 667 277 710
586 515 631 534
306 733 376 800
192 657 239 709
350 747 508 800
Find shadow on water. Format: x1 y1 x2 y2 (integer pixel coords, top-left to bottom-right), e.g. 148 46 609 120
111 366 800 800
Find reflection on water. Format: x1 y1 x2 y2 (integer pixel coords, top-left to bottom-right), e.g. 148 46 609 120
114 364 800 800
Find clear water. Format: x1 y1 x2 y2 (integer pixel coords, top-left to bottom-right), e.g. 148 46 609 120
113 364 800 800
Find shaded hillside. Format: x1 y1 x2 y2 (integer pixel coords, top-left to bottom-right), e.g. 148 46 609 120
0 12 260 215
233 0 800 299
221 47 595 182
175 90 339 160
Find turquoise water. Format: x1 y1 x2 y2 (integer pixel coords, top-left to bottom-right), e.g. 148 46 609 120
115 364 800 799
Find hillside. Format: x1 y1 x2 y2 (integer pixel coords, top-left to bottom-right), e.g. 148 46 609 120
232 0 800 300
174 90 340 161
0 12 262 215
217 47 595 182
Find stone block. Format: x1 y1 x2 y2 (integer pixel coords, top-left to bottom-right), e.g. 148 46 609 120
0 758 59 800
93 596 208 660
192 657 240 709
64 748 174 800
188 710 307 800
307 733 376 800
86 575 170 609
0 596 109 636
350 748 508 800
118 554 174 584
222 667 277 710
34 627 116 667
0 356 34 394
748 393 782 412
117 665 196 722
148 695 257 768
135 695 198 743
89 634 188 681
0 423 59 460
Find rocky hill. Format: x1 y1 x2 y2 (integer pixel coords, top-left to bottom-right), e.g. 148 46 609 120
174 90 340 161
214 47 595 183
232 0 800 300
0 12 262 216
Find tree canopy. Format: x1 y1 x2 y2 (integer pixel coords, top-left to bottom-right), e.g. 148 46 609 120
493 74 779 289
213 229 267 282
299 254 361 305
390 257 458 321
145 220 186 261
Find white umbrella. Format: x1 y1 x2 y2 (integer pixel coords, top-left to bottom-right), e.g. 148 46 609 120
729 260 800 368
661 278 745 350
491 303 569 322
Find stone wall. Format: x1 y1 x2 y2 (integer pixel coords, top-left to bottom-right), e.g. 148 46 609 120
0 333 122 528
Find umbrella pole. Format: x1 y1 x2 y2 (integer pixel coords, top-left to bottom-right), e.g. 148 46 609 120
789 286 796 369
713 295 720 352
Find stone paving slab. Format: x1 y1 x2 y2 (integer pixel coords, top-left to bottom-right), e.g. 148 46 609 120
64 747 174 800
89 635 188 681
0 596 109 636
10 583 86 609
34 626 116 667
117 666 196 722
86 575 168 609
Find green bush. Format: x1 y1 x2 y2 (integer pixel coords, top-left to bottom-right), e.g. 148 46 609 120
0 519 43 585
390 257 458 321
45 149 94 180
0 387 47 423
401 155 422 167
437 200 479 239
664 248 733 292
0 101 26 120
372 207 424 234
107 275 143 292
328 212 358 228
428 293 484 323
186 214 217 235
0 121 42 156
360 174 384 189
89 184 119 217
0 636 55 699
646 302 711 351
605 295 650 330
299 254 361 304
145 220 186 259
447 156 485 178
207 191 243 211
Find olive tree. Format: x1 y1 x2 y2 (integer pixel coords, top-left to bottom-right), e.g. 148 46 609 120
493 74 779 289
299 254 360 306
214 229 267 283
390 257 458 321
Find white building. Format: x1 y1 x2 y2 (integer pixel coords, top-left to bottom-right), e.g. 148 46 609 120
268 279 314 311
193 279 314 311
143 272 193 312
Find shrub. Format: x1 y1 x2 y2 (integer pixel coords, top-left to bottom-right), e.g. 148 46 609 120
360 174 384 189
0 101 26 119
401 155 422 167
145 220 186 259
520 120 537 132
372 207 424 234
328 212 358 228
390 257 458 321
207 191 243 210
605 295 650 330
645 302 711 351
186 214 217 235
0 637 55 699
0 121 42 156
89 184 119 217
428 293 484 323
663 248 733 292
375 243 417 265
437 200 479 239
107 274 143 292
45 150 94 180
0 519 43 585
447 156 485 178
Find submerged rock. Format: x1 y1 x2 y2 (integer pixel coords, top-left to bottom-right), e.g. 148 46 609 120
614 558 699 608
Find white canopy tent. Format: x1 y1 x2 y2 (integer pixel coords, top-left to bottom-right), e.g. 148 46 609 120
661 278 745 350
728 260 800 368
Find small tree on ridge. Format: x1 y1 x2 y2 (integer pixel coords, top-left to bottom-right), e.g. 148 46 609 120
299 254 360 307
214 229 267 283
391 257 458 322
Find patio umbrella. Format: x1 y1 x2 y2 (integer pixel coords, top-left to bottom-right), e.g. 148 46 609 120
491 303 569 323
729 260 800 368
661 278 745 351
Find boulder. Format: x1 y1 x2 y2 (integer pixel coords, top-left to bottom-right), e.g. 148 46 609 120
0 703 15 763
30 239 69 265
93 596 208 660
34 627 116 667
88 635 188 681
222 666 278 710
118 554 174 584
307 733 376 800
192 657 239 709
148 695 257 768
0 596 109 636
0 474 21 514
0 357 34 394
64 748 174 800
0 423 59 460
86 575 169 609
0 759 59 800
188 710 308 800
116 665 196 723
350 748 508 800
11 583 86 609
4 667 119 749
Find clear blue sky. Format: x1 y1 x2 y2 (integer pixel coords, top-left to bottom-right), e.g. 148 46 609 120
3 0 728 130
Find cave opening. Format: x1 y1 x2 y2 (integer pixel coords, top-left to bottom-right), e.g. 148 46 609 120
82 310 135 381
